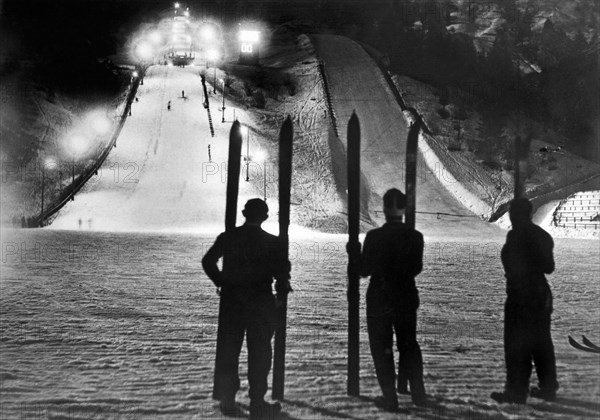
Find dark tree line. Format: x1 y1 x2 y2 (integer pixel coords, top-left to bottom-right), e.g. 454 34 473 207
303 0 598 162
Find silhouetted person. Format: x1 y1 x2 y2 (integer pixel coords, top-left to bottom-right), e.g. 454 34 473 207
21 216 26 228
167 101 171 111
491 198 558 404
78 218 82 229
182 90 185 98
358 188 426 410
202 199 291 419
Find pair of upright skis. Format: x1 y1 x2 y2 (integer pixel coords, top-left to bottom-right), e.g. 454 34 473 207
346 109 422 395
219 118 293 401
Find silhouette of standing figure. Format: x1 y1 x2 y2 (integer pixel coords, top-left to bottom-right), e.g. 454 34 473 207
491 198 558 404
357 188 426 411
167 100 171 111
182 90 185 98
202 199 291 419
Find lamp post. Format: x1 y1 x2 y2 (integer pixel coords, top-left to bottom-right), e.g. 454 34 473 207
221 79 226 123
133 40 154 85
206 49 218 94
242 126 250 181
40 156 56 227
67 135 89 200
213 66 217 94
255 149 267 201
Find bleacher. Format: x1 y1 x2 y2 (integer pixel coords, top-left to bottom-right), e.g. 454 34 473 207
553 191 600 230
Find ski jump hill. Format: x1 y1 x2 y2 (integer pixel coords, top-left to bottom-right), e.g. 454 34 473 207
50 65 258 234
50 35 503 239
311 35 501 239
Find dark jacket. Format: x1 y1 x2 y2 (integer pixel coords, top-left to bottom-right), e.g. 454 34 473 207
501 222 555 314
501 222 554 293
361 222 424 310
202 224 289 298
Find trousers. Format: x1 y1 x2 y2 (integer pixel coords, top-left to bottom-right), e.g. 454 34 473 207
212 290 276 402
504 289 558 398
366 283 425 400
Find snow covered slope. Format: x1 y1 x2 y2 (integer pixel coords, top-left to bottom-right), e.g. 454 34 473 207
312 34 502 239
49 65 260 233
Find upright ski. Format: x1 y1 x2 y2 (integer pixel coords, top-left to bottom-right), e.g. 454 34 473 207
225 121 243 231
272 116 293 400
347 111 361 396
212 121 243 400
514 134 532 199
405 108 421 230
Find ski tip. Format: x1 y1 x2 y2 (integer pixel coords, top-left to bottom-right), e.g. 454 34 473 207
281 116 293 135
229 120 243 144
348 112 360 133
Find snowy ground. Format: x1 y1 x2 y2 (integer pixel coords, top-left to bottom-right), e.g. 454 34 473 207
2 35 599 420
1 228 599 419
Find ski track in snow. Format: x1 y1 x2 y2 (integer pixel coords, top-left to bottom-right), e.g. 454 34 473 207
1 229 598 419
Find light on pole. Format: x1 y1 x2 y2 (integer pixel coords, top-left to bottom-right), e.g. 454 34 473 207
221 79 226 123
207 49 219 93
67 135 89 199
40 156 57 227
242 126 250 181
133 40 154 85
213 66 217 94
255 149 267 201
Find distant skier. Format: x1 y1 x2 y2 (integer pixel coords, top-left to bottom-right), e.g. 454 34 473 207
182 90 185 98
491 198 558 404
355 188 427 411
202 199 291 419
167 101 171 111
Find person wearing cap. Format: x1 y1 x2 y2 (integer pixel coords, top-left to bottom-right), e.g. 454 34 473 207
491 198 558 404
202 198 291 418
356 188 427 410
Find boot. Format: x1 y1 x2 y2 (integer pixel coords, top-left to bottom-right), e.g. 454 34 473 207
249 400 281 419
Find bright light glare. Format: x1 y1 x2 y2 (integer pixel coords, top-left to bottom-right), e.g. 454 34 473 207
201 25 215 41
68 135 90 156
174 2 180 8
132 71 139 78
239 30 260 43
184 11 189 17
134 41 153 61
88 112 112 136
44 156 58 169
254 149 267 162
207 49 219 62
149 30 162 45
